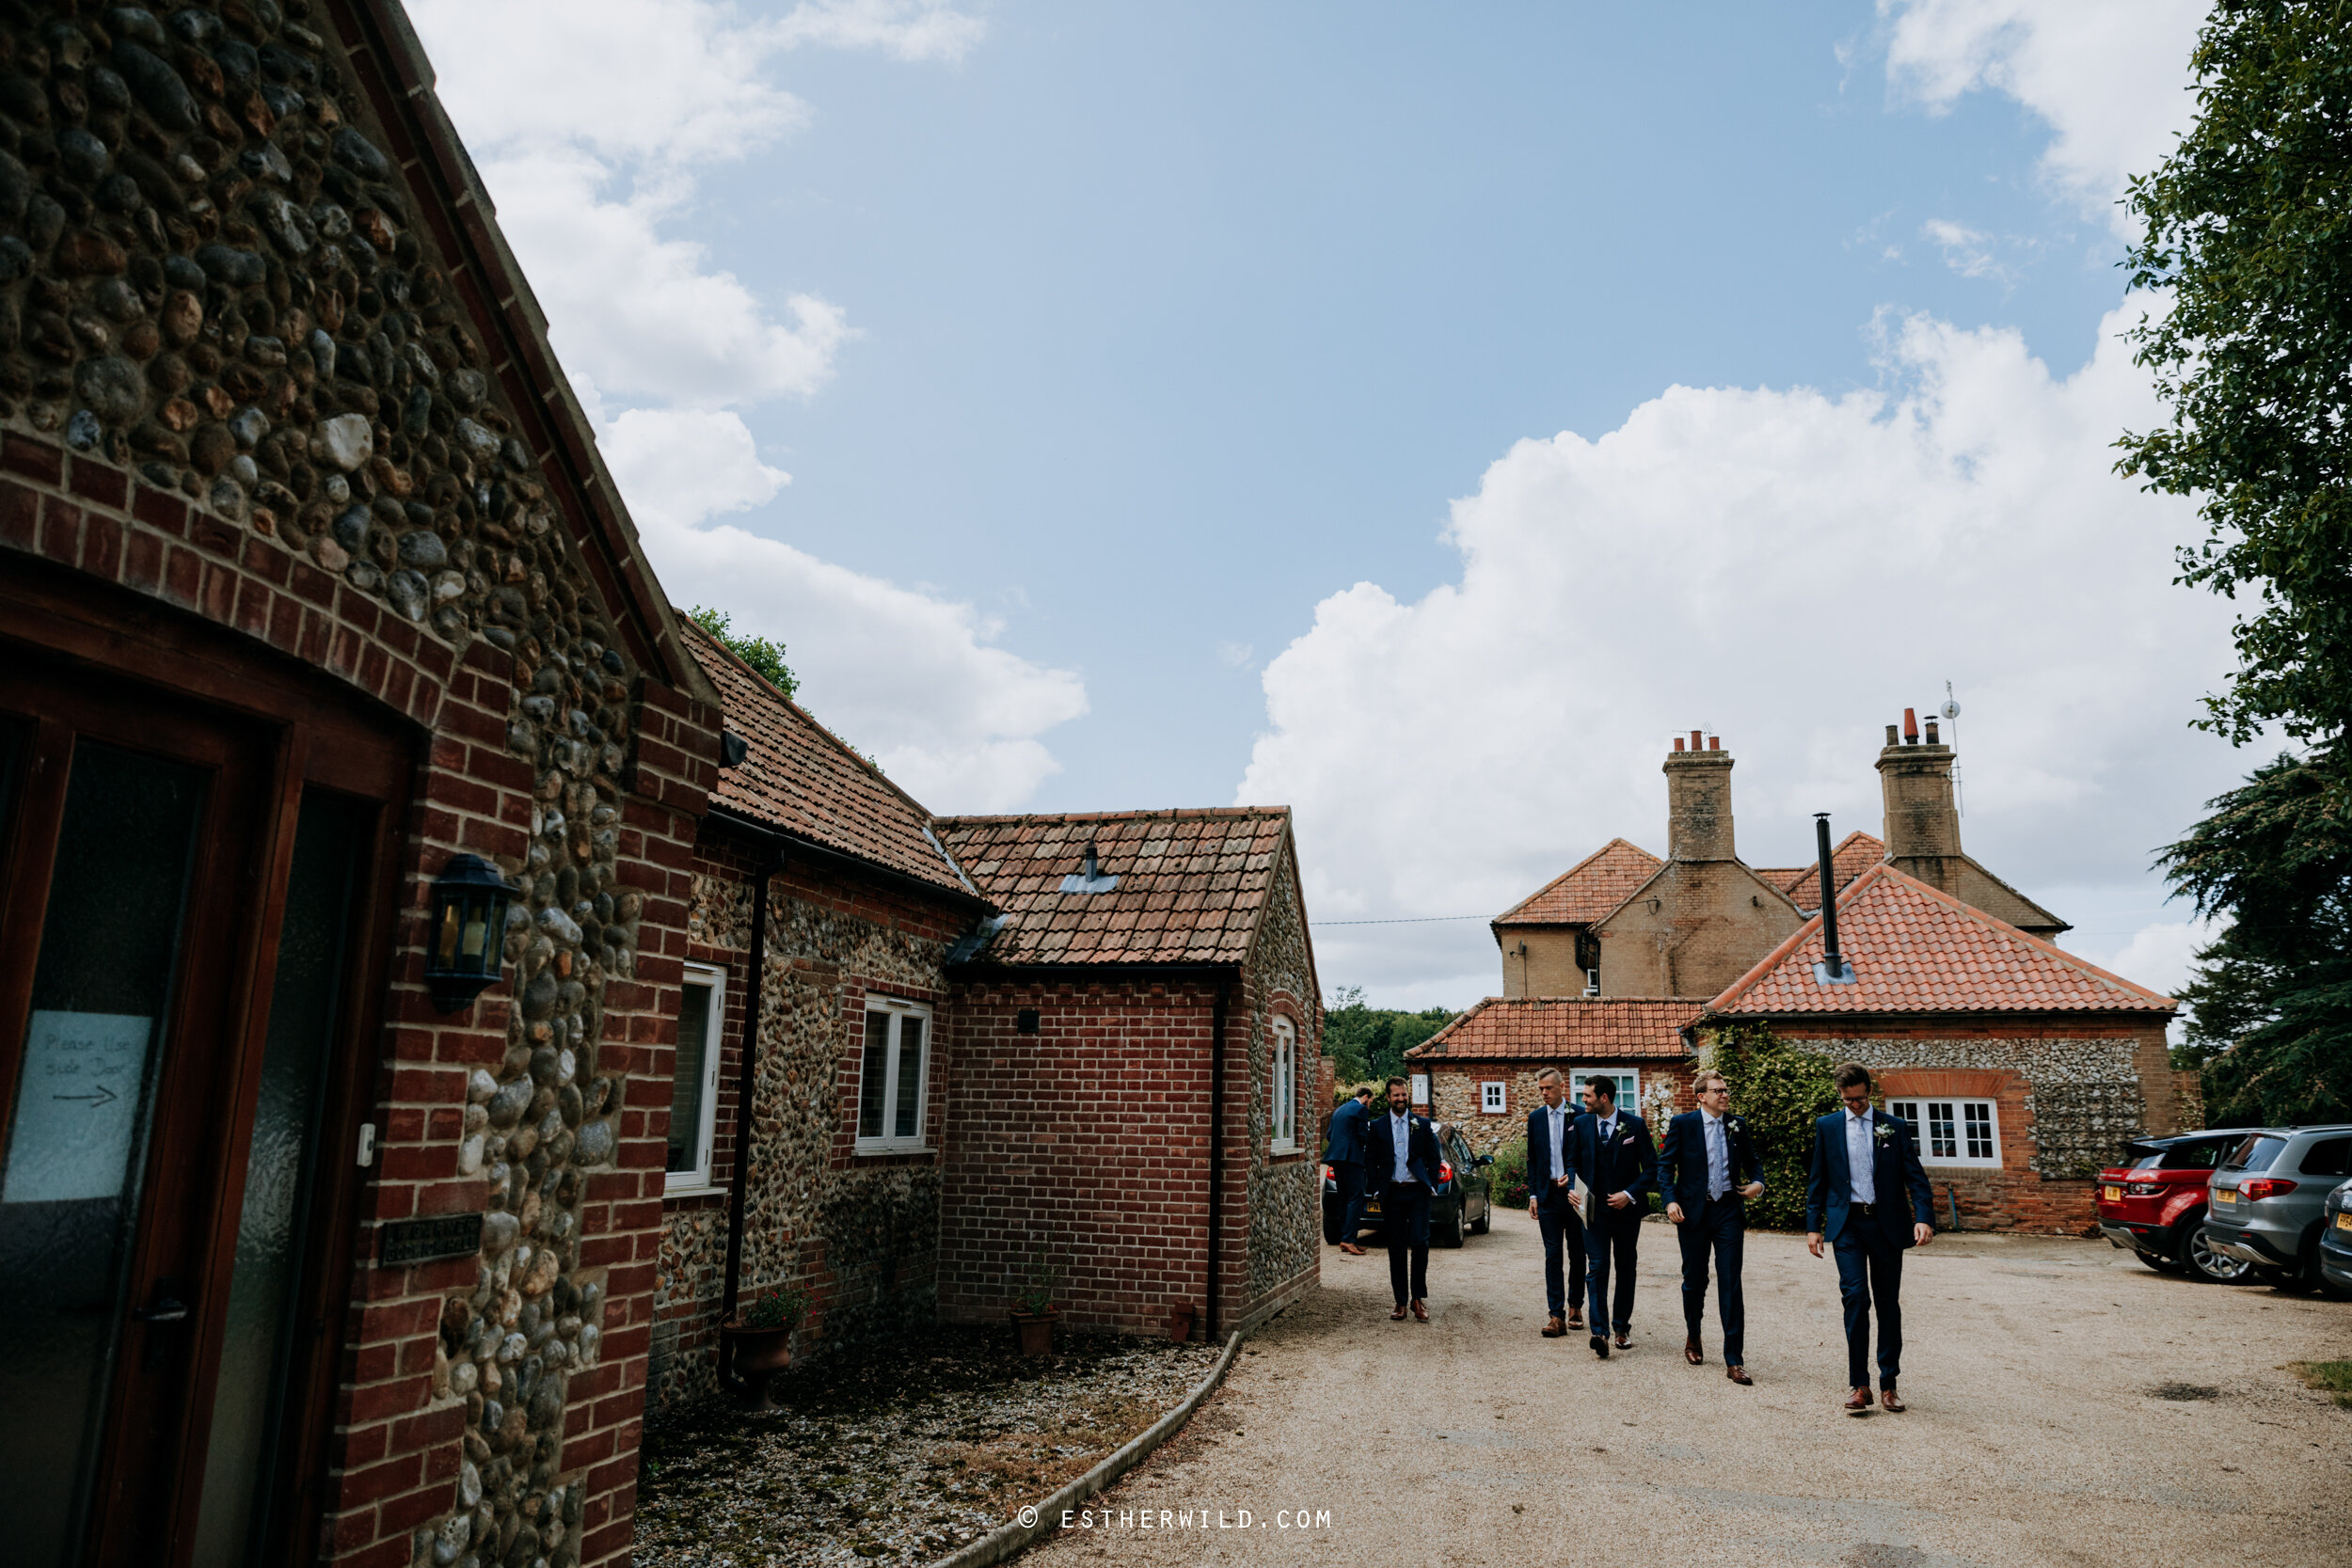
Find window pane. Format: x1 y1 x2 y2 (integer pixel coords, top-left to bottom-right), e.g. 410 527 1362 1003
667 982 713 1174
2298 1137 2350 1179
1964 1103 1994 1160
860 1013 891 1141
1928 1101 1958 1160
892 1017 925 1141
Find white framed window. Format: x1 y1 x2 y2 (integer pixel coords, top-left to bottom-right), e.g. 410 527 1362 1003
1583 968 1600 997
1572 1069 1640 1119
666 961 725 1192
1481 1081 1507 1116
1889 1098 2000 1167
1269 1016 1298 1153
856 998 932 1154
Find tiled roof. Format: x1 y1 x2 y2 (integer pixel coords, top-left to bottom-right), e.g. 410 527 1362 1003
1494 839 1664 927
934 807 1294 966
1707 863 2176 1017
1764 831 1885 910
682 621 976 897
1406 997 1701 1062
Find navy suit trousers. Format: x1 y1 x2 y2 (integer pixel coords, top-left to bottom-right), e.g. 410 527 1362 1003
1677 1195 1746 1364
1584 1211 1640 1334
1331 1162 1368 1243
1383 1182 1432 1305
1534 1189 1586 1317
1834 1207 1906 1387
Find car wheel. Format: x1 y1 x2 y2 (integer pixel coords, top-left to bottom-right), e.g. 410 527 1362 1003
2184 1226 2253 1284
1438 1200 1466 1249
1470 1199 1490 1236
2253 1263 2306 1291
1322 1196 1343 1247
2136 1249 2185 1275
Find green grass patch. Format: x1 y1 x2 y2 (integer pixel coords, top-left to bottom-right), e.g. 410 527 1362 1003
2289 1360 2352 1408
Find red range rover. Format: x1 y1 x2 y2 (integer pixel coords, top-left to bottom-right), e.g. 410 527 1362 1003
2096 1129 2261 1283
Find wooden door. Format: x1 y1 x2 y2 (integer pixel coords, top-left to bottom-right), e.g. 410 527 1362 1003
0 576 413 1568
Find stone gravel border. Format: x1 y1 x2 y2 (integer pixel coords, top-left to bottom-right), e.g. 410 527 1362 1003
925 1331 1245 1568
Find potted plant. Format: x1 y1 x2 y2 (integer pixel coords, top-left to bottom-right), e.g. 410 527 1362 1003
723 1286 806 1408
1009 1244 1064 1357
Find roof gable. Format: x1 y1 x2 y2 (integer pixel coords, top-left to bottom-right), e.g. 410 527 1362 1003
1707 863 2175 1018
935 807 1294 966
1406 996 1700 1061
1494 839 1664 927
683 623 973 896
1770 831 1885 911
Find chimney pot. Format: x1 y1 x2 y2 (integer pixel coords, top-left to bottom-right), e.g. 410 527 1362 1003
1673 736 1685 752
1690 729 1703 752
1925 718 1940 744
1708 736 1720 752
1902 706 1919 744
1884 723 1899 746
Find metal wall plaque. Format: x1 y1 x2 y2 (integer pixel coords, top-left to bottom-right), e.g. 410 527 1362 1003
379 1212 485 1266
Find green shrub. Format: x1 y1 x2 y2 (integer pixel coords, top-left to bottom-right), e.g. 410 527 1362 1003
1490 1135 1529 1208
1709 1022 1838 1231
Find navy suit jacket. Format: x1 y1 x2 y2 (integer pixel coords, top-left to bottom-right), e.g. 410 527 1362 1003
1526 1101 1580 1203
1362 1109 1444 1196
1804 1109 1936 1243
1325 1097 1369 1166
1658 1110 1765 1216
1569 1109 1655 1222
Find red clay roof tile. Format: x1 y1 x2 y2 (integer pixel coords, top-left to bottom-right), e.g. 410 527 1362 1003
1707 863 2174 1017
934 807 1294 966
1494 839 1664 927
1764 831 1885 909
1405 997 1701 1062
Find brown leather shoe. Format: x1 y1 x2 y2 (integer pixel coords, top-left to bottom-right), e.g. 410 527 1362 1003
1683 1338 1705 1366
1565 1308 1584 1331
1338 1243 1366 1256
1410 1299 1430 1323
1725 1365 1752 1386
1391 1304 1408 1321
1613 1333 1631 1350
1542 1315 1566 1338
1844 1387 1873 1416
1880 1385 1905 1413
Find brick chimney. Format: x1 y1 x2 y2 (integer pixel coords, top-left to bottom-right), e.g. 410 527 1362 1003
1877 706 1961 891
1664 729 1736 862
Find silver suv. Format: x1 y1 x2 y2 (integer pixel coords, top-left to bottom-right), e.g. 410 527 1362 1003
2202 1126 2352 1290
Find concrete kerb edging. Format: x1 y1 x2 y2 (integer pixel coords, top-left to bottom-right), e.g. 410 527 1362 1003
927 1330 1247 1568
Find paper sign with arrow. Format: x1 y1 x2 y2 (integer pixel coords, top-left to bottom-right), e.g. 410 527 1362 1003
2 1011 152 1204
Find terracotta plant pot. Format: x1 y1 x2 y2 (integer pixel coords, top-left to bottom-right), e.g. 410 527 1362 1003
1010 1308 1057 1358
723 1321 795 1374
1166 1304 1196 1343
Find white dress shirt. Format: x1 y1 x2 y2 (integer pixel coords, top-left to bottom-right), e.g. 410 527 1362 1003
1545 1103 1567 1183
1390 1111 1415 1184
1702 1108 1729 1200
1846 1108 1875 1205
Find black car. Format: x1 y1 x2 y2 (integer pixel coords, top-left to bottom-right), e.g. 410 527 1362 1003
1324 1122 1494 1248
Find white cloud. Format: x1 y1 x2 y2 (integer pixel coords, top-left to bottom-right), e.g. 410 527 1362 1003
773 0 987 62
1239 302 2245 1007
1920 217 2008 282
597 407 791 530
1217 641 1256 670
2086 916 2217 1005
1882 0 2205 225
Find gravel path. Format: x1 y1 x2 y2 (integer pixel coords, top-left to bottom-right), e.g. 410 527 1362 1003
1025 1209 2352 1568
633 1327 1222 1566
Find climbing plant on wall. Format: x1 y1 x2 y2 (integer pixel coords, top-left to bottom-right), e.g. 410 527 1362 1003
1708 1022 1838 1231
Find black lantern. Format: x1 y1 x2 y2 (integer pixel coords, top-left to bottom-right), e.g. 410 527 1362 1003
425 854 519 1013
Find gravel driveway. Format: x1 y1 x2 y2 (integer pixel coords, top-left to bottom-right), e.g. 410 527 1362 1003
1026 1209 2352 1568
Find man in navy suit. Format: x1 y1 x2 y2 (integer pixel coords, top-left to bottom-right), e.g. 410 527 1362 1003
1805 1062 1936 1415
1362 1074 1445 1322
1570 1076 1655 1358
1658 1069 1766 1383
1524 1068 1586 1338
1325 1084 1375 1255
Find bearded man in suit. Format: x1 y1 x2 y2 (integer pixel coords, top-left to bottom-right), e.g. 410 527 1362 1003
1569 1075 1655 1358
1524 1067 1586 1338
1805 1061 1937 1415
1362 1075 1445 1322
1658 1068 1766 1383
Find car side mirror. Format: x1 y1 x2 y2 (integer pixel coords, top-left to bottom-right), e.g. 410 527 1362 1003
1476 1155 1495 1167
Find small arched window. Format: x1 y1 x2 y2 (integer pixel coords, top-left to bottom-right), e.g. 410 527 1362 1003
1269 1016 1297 1154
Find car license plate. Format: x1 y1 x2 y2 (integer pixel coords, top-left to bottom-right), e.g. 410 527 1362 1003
2214 1188 2235 1203
2103 1184 2122 1201
2336 1211 2352 1233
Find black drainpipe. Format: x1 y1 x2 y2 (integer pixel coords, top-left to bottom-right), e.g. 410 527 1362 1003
718 849 777 1387
1205 974 1231 1341
1813 814 1851 984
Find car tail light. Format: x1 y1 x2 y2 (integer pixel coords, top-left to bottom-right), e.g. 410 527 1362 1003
2125 1181 2162 1196
1439 1161 1454 1183
1321 1164 1333 1182
2240 1179 2298 1201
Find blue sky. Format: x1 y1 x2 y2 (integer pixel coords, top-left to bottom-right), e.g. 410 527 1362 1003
418 0 2232 1007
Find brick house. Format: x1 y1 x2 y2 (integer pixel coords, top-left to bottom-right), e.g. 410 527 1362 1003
649 622 989 1407
1702 863 2181 1233
1406 998 1699 1156
0 5 726 1566
934 808 1327 1342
